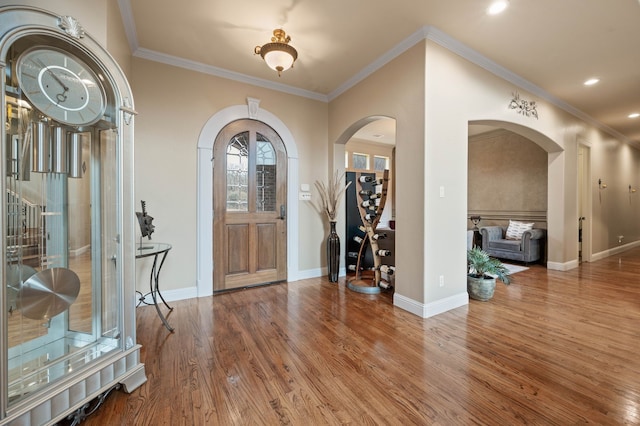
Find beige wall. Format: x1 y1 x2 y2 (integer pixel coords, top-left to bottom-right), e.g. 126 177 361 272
590 135 640 252
468 129 548 227
426 38 640 276
107 0 131 77
131 58 328 292
329 42 426 303
16 0 107 45
332 37 640 314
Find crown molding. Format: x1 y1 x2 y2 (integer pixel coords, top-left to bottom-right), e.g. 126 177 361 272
425 26 632 145
117 1 326 102
133 48 328 102
116 1 632 146
326 26 430 101
117 0 138 53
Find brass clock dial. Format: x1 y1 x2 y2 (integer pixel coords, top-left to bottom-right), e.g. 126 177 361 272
16 47 106 126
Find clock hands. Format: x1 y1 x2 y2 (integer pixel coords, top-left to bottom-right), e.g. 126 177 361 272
35 58 69 103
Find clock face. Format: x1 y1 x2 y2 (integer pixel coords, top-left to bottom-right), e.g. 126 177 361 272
16 47 106 126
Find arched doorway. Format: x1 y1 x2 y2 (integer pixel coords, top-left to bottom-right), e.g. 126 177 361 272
468 120 565 268
212 119 288 290
196 101 299 297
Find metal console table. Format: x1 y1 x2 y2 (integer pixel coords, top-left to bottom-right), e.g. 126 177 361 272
136 242 174 332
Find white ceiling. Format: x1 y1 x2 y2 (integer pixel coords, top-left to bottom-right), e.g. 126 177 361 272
119 0 640 144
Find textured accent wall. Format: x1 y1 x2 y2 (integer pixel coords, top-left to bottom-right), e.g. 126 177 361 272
468 129 547 228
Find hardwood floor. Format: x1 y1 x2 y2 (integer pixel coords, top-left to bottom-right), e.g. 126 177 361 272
83 249 640 425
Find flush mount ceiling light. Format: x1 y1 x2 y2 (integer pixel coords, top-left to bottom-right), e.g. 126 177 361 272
254 29 298 77
584 78 600 86
487 1 509 15
628 113 640 119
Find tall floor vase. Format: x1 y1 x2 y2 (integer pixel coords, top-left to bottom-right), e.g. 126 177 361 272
327 221 340 282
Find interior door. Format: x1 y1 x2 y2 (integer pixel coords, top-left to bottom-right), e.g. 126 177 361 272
213 119 287 291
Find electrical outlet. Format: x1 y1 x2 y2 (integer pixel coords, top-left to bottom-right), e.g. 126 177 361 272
299 192 312 201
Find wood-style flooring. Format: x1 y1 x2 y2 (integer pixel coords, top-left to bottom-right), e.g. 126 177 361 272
83 249 640 425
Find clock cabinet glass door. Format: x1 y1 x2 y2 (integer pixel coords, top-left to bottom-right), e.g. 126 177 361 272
3 50 122 406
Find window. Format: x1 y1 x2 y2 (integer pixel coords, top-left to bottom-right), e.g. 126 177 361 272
373 155 389 171
226 132 249 211
352 152 369 170
255 134 276 212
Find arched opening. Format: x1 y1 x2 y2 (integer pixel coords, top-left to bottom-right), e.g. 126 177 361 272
196 103 299 297
334 116 396 281
468 120 564 266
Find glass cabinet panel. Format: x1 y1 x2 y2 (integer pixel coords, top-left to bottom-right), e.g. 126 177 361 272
4 50 121 407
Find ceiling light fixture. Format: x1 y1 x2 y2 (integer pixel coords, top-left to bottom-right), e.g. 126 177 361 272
628 113 640 119
487 1 509 15
584 78 599 86
254 29 298 77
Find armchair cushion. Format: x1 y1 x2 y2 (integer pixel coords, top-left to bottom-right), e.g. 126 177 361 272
506 220 534 240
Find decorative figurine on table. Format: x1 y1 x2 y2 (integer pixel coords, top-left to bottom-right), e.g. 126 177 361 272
136 200 155 250
469 215 482 230
469 215 482 248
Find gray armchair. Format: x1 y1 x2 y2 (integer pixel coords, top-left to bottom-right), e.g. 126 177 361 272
480 226 545 264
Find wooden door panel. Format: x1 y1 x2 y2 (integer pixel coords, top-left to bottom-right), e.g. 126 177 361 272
256 223 276 271
213 120 287 291
226 224 249 274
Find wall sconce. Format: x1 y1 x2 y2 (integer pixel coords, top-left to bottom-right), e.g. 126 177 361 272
598 179 607 189
254 29 298 76
630 185 637 193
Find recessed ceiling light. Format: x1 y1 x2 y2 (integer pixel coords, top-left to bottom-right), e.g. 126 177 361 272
584 78 599 86
372 134 384 138
629 113 640 119
487 1 509 15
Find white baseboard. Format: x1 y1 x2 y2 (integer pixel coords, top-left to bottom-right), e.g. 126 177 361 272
295 266 346 281
69 244 91 257
548 240 640 270
296 267 324 280
136 285 199 305
394 291 469 318
591 240 640 262
393 293 425 316
547 259 578 271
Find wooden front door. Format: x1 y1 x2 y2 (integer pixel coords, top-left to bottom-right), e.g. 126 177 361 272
213 119 287 291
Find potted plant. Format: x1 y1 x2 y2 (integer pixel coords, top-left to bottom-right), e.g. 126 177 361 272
467 246 511 301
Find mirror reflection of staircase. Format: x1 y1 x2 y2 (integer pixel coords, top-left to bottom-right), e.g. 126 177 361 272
7 189 42 268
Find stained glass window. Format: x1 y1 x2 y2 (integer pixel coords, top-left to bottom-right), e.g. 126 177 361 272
256 133 276 212
226 132 249 211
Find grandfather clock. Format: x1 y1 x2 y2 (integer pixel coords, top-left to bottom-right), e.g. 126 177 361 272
0 6 145 424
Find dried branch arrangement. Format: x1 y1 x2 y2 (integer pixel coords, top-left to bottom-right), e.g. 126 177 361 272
315 170 351 222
